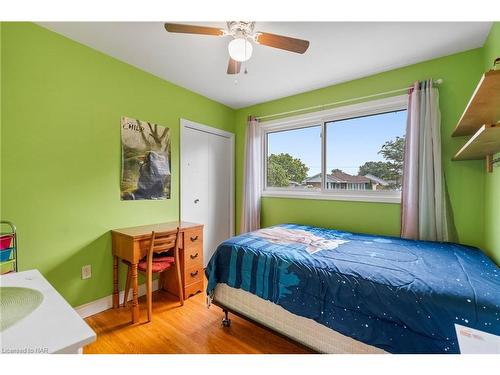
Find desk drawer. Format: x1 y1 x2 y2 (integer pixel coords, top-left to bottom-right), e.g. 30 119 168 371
183 245 202 268
183 229 203 250
184 280 203 298
183 266 203 286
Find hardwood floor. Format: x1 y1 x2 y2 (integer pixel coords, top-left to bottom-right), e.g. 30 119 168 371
83 288 313 354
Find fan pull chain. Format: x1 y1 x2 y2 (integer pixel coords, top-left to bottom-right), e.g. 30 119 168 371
234 58 239 84
244 37 249 75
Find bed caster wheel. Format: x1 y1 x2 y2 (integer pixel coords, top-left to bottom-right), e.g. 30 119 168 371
222 309 231 327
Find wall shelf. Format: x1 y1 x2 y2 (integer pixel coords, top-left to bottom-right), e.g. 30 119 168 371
453 124 500 161
452 70 500 137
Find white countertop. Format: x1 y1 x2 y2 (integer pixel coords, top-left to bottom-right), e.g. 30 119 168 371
0 270 96 354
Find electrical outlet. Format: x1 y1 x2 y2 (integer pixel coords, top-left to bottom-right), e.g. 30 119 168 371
81 264 92 280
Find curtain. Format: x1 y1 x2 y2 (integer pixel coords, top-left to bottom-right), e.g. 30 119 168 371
401 80 452 242
240 116 261 233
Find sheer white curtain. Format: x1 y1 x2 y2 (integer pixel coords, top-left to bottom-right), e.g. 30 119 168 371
240 116 261 233
401 80 451 242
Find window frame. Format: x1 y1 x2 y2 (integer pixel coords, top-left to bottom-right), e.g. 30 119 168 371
261 94 408 204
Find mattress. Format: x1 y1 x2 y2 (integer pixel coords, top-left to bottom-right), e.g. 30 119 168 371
213 282 386 354
206 224 500 353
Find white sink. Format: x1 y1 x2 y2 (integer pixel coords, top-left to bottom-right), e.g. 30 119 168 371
0 270 96 354
0 287 44 331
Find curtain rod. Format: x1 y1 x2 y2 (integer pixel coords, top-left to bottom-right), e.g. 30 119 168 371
256 78 444 121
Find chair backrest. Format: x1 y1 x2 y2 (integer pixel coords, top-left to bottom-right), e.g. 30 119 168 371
149 228 180 256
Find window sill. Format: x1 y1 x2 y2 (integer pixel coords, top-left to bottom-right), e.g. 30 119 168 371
261 189 401 204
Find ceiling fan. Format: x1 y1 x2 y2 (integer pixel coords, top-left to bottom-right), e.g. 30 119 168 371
164 21 310 75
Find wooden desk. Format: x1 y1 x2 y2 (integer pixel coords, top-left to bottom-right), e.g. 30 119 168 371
111 221 204 323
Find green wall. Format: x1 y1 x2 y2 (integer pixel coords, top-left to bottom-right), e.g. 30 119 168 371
482 22 500 71
1 22 498 309
482 22 500 264
235 49 487 248
0 23 235 306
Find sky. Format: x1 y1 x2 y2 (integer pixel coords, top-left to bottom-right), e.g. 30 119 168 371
267 110 407 176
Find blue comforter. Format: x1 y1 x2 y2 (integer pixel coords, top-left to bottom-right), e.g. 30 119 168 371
206 224 500 353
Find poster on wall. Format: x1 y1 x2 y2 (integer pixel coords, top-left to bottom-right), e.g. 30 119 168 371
120 116 171 200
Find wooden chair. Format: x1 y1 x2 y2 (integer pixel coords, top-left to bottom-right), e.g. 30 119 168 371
122 228 184 322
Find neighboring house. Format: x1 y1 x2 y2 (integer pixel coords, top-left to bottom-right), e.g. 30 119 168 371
362 173 390 189
302 173 322 188
303 170 389 190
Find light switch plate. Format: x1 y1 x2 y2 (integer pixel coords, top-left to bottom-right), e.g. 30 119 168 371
81 264 92 280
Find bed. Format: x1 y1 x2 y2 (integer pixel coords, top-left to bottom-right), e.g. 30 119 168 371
205 224 500 354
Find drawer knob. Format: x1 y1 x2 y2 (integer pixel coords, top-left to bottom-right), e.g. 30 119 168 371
190 270 199 277
190 253 198 260
190 235 198 242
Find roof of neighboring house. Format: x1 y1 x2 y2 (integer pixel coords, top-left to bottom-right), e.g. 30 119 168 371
303 170 390 185
363 173 390 186
304 171 369 184
303 173 322 183
330 170 371 183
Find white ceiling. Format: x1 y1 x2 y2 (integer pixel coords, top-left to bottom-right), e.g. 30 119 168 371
38 22 492 109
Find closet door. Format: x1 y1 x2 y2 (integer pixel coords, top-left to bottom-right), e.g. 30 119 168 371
181 127 209 252
206 133 231 264
181 120 233 267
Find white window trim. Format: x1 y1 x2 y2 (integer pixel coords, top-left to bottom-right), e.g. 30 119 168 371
261 94 408 204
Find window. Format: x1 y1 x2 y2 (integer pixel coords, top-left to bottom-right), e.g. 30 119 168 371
325 110 406 193
266 125 322 191
262 95 407 203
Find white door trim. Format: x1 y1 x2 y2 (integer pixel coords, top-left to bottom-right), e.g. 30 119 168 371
180 118 235 238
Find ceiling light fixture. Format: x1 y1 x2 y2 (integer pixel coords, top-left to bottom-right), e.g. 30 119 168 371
228 38 253 62
164 21 309 75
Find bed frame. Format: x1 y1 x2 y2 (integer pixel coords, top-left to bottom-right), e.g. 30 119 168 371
212 300 315 353
211 283 385 354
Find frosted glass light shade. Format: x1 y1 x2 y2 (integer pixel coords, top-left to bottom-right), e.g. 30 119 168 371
228 38 253 62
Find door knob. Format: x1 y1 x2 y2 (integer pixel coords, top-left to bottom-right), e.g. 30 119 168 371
194 198 200 204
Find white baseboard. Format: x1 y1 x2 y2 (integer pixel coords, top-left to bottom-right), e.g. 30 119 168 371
75 280 159 319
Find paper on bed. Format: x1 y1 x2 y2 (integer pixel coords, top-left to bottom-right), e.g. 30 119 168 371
455 324 500 354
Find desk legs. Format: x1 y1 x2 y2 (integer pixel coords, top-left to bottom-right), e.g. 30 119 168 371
131 262 140 323
113 255 139 323
112 256 119 309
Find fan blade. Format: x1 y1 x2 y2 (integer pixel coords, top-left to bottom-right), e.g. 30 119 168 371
255 32 309 54
164 23 225 36
227 58 241 74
